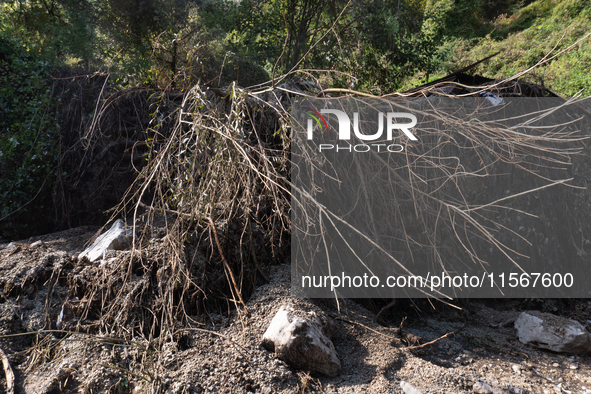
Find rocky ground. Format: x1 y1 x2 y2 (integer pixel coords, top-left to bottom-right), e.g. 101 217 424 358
1 225 591 394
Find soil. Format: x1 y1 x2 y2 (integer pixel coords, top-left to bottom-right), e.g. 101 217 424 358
1 226 591 394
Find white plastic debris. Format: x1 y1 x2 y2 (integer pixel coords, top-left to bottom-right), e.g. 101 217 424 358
78 219 133 262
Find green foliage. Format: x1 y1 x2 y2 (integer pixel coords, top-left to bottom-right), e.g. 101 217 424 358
545 34 591 96
201 0 283 67
1 0 589 96
0 0 97 64
0 33 58 239
437 0 591 97
200 0 450 92
97 0 190 80
200 0 329 76
340 0 450 92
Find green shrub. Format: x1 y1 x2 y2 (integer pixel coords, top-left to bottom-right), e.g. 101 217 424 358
0 34 58 239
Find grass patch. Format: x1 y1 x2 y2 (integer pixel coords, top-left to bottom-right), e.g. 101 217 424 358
404 0 591 97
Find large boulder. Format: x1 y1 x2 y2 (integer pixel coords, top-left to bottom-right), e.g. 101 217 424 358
78 219 132 262
261 305 341 377
514 311 591 354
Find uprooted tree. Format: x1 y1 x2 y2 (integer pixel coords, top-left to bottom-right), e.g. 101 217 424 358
51 68 590 349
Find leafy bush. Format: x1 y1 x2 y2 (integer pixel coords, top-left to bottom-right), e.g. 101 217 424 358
0 34 58 239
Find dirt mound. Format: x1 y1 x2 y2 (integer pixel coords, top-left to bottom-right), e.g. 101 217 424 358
2 229 591 393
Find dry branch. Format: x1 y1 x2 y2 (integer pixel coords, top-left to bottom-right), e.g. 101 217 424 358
59 45 589 345
207 216 250 318
0 346 15 394
405 332 454 350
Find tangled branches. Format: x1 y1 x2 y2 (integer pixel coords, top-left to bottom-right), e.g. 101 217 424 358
68 75 591 343
292 95 590 299
86 83 293 341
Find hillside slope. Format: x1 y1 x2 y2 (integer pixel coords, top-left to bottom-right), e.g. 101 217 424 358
406 0 591 97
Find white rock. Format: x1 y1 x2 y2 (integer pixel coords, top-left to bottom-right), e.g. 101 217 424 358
261 305 341 377
78 219 133 262
30 240 44 248
400 380 423 394
473 381 493 394
514 311 591 354
512 364 521 374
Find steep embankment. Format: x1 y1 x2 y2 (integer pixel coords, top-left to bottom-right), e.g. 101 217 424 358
405 0 591 97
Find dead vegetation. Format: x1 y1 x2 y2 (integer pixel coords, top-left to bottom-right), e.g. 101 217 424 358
57 66 590 349
28 64 591 334
63 80 294 344
292 94 590 300
1 52 591 392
